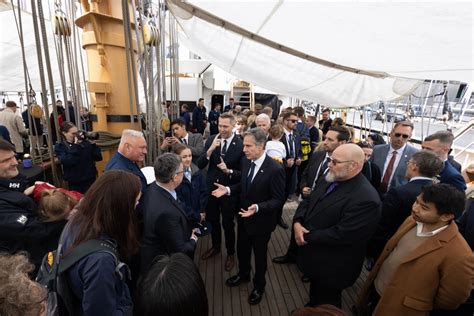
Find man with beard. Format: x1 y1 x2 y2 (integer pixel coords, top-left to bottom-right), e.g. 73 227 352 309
272 126 350 265
293 144 381 307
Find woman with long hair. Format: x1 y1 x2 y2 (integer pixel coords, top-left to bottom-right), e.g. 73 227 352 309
62 170 141 315
54 121 102 193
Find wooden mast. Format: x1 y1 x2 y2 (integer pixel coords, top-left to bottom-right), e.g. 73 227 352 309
75 0 139 170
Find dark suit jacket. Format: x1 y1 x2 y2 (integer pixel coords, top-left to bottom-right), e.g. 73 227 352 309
439 160 467 193
175 164 208 223
229 155 285 235
448 155 462 172
299 150 327 190
280 132 302 163
192 106 207 134
294 173 381 289
197 134 244 190
308 126 320 152
140 183 196 272
105 152 148 193
368 178 433 259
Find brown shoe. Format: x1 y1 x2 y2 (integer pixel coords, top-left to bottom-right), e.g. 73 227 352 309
201 247 220 260
225 255 235 271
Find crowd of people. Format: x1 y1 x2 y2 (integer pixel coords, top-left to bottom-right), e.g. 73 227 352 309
0 98 474 316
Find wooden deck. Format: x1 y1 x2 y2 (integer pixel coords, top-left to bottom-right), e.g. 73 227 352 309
194 199 369 316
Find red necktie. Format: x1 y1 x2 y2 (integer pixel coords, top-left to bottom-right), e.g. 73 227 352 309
380 151 397 193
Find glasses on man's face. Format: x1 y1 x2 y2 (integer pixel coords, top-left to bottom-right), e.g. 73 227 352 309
394 133 410 139
286 119 297 123
327 157 353 165
406 160 415 166
174 170 185 176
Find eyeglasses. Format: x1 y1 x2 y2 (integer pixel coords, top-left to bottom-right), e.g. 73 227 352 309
406 160 415 166
394 133 410 139
286 119 298 123
327 157 353 165
174 170 185 176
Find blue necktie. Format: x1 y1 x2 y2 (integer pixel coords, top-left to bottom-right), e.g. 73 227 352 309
324 182 339 197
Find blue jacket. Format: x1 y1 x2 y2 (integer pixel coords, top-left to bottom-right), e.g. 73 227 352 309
180 112 191 131
192 106 207 134
55 140 102 183
105 152 148 194
175 165 208 223
439 160 467 193
208 110 220 135
62 230 133 316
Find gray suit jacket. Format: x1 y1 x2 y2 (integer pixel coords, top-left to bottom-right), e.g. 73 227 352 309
187 132 205 163
370 143 419 190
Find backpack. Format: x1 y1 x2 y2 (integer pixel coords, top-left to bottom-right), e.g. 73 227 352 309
36 224 130 316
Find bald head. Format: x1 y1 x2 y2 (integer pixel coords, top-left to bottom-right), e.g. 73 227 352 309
326 144 365 182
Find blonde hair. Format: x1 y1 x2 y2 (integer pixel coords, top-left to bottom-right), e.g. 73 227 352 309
268 124 284 140
39 189 78 222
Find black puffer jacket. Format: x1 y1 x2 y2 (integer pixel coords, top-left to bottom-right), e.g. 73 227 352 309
0 176 65 267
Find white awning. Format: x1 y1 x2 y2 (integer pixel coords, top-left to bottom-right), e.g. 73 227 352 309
168 0 473 107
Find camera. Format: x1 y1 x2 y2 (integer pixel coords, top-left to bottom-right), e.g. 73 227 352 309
77 130 99 141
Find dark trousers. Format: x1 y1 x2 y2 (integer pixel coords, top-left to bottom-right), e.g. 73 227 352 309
285 226 298 258
237 223 272 290
309 280 342 308
207 195 236 255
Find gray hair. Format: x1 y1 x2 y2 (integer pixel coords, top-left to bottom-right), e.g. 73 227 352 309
154 153 182 183
120 129 144 146
243 128 268 146
255 113 271 125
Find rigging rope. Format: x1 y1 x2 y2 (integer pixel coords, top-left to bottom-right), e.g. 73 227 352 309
30 0 60 186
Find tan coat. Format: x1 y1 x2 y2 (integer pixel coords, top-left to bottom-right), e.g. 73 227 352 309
0 108 26 152
358 217 474 316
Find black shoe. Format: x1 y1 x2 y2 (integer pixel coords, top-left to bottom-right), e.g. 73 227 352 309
301 275 310 283
277 217 289 229
248 288 264 305
226 274 250 287
272 254 296 264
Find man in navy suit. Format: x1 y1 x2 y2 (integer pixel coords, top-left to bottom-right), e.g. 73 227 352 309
140 153 197 273
294 144 381 307
223 97 236 113
367 150 443 260
370 121 419 194
278 111 303 228
105 129 148 193
422 131 467 194
212 128 285 305
192 98 207 135
197 112 244 271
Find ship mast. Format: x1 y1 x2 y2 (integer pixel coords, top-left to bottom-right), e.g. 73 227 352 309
75 0 140 167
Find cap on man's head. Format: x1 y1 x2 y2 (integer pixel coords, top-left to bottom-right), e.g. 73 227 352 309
5 101 18 108
254 103 263 111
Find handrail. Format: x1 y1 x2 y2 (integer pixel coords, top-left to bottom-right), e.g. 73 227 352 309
454 141 474 159
453 119 474 142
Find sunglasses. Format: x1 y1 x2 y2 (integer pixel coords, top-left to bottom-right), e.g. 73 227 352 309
286 119 298 123
394 133 410 139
